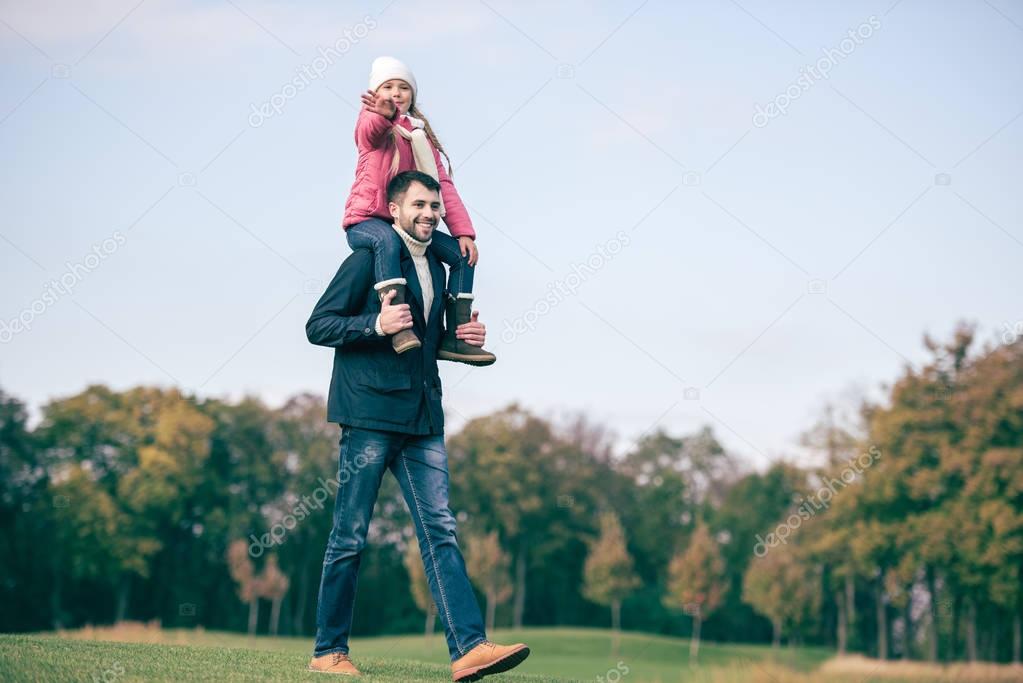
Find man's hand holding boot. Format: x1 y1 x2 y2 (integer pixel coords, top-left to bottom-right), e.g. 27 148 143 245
377 289 413 336
455 310 486 347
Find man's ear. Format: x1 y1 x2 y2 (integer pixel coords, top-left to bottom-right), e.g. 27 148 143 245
388 201 399 221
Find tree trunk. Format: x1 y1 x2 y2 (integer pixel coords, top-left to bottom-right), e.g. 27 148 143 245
248 597 259 635
875 579 888 660
611 599 621 658
270 597 282 636
902 598 913 659
512 539 526 629
1012 611 1020 664
926 568 938 662
846 574 856 626
690 614 702 664
965 598 977 663
485 590 496 633
950 592 962 662
51 553 63 630
424 605 436 637
836 589 848 655
115 579 130 623
772 616 781 649
986 608 999 662
292 548 310 634
153 546 170 626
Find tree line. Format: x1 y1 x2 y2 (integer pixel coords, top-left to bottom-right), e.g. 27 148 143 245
0 323 1019 664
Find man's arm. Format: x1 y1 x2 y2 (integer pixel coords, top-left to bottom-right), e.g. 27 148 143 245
306 250 384 348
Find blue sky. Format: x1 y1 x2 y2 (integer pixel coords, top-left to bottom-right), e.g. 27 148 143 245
2 0 1021 468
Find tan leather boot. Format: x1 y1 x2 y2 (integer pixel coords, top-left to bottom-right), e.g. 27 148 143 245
308 651 362 676
450 639 529 681
438 294 496 366
375 279 421 354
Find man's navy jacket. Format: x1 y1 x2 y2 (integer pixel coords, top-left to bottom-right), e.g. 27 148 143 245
306 242 446 434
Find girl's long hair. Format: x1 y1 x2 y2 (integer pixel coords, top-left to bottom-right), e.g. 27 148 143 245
388 100 453 179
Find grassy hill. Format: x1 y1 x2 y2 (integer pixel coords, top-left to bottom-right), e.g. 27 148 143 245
1 625 1021 682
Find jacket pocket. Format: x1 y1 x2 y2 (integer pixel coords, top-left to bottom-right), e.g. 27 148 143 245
357 370 411 393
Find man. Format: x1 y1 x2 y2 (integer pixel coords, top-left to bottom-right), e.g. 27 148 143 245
305 170 530 680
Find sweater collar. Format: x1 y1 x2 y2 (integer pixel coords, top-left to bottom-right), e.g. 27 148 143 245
391 223 431 257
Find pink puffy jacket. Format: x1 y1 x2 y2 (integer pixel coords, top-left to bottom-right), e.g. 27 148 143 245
342 107 476 239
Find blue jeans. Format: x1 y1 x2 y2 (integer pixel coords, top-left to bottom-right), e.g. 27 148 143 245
312 426 487 661
346 218 475 295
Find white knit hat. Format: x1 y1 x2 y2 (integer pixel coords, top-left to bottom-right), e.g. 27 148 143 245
368 56 417 100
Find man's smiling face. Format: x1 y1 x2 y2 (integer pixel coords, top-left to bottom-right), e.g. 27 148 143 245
390 181 440 243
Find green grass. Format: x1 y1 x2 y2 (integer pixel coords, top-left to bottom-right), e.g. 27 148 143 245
0 633 561 683
6 626 1020 682
0 626 829 682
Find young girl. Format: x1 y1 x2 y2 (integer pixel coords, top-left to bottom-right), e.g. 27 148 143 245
342 56 495 366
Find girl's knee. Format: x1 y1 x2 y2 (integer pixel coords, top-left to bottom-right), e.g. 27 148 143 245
452 249 473 270
350 220 397 248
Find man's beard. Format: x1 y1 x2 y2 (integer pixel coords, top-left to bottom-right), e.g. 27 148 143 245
399 216 435 243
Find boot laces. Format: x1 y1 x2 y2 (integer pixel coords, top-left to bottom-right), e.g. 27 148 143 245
332 652 351 664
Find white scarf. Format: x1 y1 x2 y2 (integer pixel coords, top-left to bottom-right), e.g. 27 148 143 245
394 113 447 217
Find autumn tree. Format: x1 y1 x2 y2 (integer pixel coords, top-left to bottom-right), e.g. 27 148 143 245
37 386 213 622
227 539 260 634
466 530 513 633
663 522 728 664
258 555 290 636
743 542 820 648
712 462 808 646
582 512 640 656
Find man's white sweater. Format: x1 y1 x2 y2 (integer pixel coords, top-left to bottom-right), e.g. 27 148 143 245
374 223 433 336
392 223 433 314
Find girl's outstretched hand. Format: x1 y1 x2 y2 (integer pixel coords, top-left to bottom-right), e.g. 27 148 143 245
458 236 478 266
360 89 396 119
